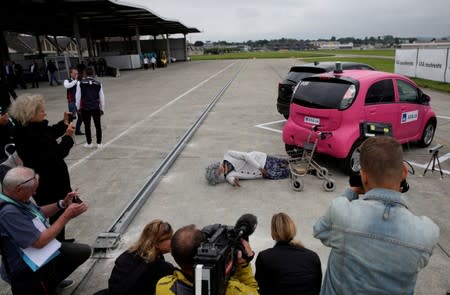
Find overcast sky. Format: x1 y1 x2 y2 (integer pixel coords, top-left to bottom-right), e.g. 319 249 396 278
119 0 450 42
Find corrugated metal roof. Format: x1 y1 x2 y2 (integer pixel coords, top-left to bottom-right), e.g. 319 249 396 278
0 0 199 38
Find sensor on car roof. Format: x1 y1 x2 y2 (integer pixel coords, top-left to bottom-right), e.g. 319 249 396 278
334 62 343 74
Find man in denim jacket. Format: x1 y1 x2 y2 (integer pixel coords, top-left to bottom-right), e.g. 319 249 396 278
313 136 439 295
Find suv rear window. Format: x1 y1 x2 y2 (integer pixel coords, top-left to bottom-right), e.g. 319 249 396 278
286 67 327 82
292 79 357 110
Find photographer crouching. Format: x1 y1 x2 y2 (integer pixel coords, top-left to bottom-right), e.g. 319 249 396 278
155 224 259 295
313 136 440 295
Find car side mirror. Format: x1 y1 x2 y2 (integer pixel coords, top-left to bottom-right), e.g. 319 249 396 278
421 93 431 103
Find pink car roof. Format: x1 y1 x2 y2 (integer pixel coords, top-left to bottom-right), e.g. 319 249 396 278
318 70 417 86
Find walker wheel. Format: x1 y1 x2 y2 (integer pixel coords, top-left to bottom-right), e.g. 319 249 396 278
317 167 328 179
292 179 304 192
323 179 336 192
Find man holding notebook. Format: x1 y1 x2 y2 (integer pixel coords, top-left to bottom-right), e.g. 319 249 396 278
0 166 91 294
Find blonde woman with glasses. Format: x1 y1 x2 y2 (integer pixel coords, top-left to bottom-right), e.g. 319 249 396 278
99 220 174 295
255 213 322 295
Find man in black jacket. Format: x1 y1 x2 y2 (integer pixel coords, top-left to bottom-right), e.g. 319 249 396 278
75 67 105 148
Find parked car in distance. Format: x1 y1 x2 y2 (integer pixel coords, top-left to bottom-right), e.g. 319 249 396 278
282 69 437 174
277 62 375 119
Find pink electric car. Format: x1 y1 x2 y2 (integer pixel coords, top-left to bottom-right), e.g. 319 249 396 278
282 68 437 174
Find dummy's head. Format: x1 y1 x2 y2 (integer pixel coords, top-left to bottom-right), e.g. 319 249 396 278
205 162 224 185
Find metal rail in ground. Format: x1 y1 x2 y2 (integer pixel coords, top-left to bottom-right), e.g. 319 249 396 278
91 61 246 253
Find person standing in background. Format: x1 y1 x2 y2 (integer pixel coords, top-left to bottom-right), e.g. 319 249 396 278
29 60 39 89
45 60 60 86
150 55 156 70
64 67 83 135
143 56 149 70
12 62 26 90
76 67 105 149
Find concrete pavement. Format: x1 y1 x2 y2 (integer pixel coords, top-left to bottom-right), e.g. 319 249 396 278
0 59 448 294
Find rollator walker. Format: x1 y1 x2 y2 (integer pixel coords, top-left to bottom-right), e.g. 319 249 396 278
287 125 336 192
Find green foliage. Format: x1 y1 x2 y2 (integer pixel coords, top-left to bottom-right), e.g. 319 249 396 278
203 47 241 54
191 51 334 60
411 78 450 93
302 57 395 72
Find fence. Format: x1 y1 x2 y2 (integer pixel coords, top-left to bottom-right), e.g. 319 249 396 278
395 48 450 83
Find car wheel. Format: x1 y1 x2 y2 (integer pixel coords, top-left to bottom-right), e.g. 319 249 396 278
343 139 363 175
283 113 289 120
418 120 436 147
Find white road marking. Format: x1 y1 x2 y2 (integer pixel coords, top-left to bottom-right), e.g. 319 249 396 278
68 62 236 171
255 119 286 134
437 115 450 120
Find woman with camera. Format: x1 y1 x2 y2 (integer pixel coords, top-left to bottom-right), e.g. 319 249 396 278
255 213 322 295
101 220 174 295
9 93 75 242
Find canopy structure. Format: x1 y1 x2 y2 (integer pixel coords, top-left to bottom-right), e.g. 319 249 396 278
1 0 200 38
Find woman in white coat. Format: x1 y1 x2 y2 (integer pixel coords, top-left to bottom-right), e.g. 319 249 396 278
206 150 290 187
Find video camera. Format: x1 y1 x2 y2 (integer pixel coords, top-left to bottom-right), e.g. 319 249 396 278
194 214 257 295
349 122 410 193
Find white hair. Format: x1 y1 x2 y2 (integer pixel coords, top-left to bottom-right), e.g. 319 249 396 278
205 162 223 185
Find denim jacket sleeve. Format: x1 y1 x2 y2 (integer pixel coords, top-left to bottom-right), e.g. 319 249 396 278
313 189 358 247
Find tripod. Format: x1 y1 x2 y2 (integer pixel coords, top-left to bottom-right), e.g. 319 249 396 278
423 147 444 179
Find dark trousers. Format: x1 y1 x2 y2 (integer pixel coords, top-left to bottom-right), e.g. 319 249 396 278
68 102 83 133
81 109 102 144
31 74 39 88
10 242 91 295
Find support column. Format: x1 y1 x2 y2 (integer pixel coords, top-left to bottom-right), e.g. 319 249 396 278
86 32 93 57
183 33 188 61
165 34 171 64
53 35 60 55
0 31 10 62
72 15 83 63
135 25 142 56
35 34 43 55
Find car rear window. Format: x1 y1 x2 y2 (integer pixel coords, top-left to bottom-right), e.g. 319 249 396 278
292 79 357 110
286 67 327 82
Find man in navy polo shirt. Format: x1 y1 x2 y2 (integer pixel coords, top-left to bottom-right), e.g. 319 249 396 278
75 67 105 149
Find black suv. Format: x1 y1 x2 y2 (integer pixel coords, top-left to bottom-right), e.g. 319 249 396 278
277 61 375 118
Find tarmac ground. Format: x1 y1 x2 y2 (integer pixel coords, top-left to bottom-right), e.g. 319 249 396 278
0 58 449 294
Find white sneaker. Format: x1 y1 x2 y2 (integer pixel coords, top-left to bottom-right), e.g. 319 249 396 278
83 143 93 148
96 143 103 149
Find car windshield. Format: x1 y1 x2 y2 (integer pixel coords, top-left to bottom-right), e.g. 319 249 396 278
292 80 357 109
